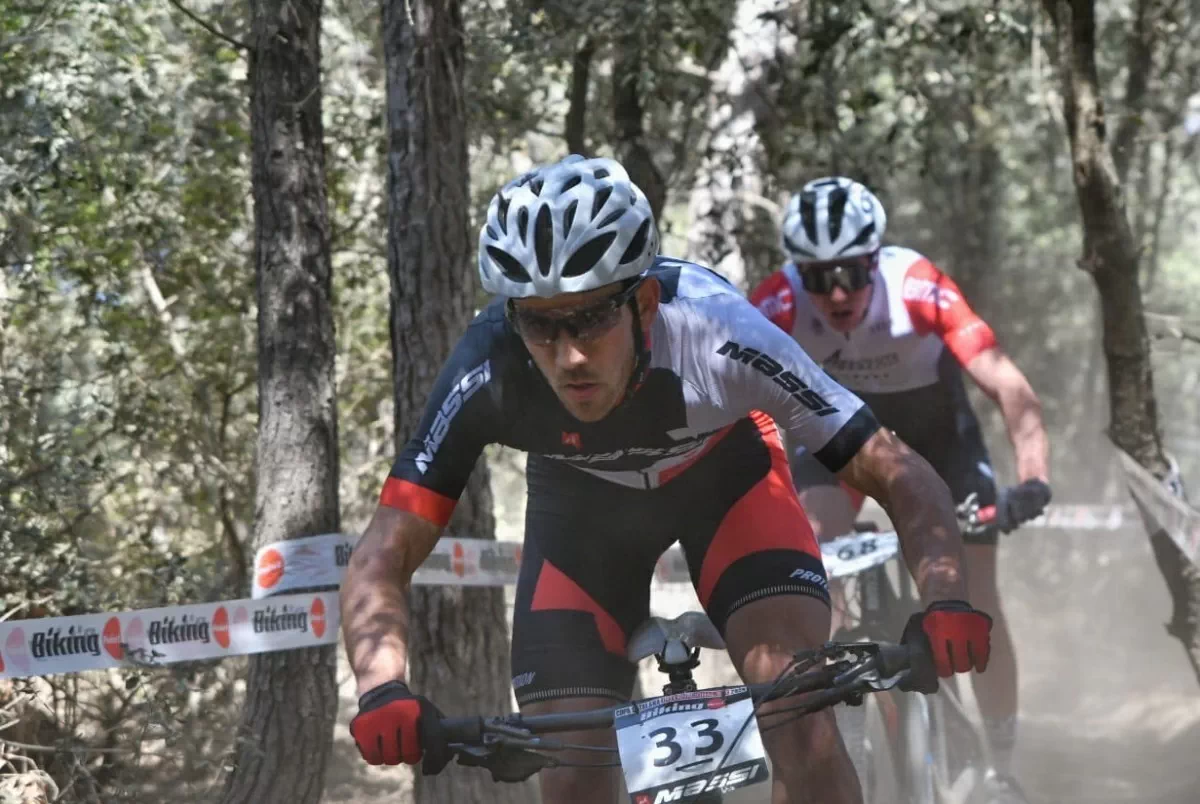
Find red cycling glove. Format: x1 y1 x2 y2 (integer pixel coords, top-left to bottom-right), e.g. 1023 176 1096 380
901 600 993 692
349 681 451 773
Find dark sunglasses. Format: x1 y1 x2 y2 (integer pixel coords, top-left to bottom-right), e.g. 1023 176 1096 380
506 279 643 346
797 255 876 295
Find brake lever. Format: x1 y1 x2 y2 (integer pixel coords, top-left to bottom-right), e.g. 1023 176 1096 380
454 743 558 783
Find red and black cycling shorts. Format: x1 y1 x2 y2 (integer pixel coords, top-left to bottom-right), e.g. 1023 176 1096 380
510 413 829 707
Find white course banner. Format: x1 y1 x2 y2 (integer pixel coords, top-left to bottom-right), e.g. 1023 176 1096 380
251 503 1134 599
0 592 339 680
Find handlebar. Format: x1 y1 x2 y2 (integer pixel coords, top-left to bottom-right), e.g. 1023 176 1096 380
437 639 927 782
956 492 996 537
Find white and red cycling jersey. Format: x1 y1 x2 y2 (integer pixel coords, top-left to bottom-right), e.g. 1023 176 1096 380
751 246 999 503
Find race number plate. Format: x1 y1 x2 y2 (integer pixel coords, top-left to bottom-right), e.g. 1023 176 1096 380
821 530 900 578
614 686 768 804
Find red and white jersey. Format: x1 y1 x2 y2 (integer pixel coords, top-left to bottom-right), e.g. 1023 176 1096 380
750 246 996 461
751 247 995 392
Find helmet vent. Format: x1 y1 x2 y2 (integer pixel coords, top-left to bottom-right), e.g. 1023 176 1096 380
534 204 554 276
562 200 578 235
563 232 617 278
591 186 613 219
517 207 530 244
841 223 876 251
487 247 531 283
497 196 510 234
619 219 651 265
799 190 819 245
597 208 624 229
826 185 848 242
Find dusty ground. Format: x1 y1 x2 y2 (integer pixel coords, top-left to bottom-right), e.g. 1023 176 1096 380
323 449 1200 803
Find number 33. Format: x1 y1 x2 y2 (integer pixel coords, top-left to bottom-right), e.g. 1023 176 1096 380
649 719 725 768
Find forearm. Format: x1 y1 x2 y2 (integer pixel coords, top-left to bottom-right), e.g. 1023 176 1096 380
838 429 968 603
966 348 1049 483
999 387 1049 483
879 453 969 603
340 507 439 696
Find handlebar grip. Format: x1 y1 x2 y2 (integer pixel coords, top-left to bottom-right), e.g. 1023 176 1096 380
976 504 996 525
875 642 912 679
440 716 485 744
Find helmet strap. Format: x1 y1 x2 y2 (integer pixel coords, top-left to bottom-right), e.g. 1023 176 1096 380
620 293 652 405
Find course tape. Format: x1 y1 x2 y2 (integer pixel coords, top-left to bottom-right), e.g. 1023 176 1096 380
0 501 1137 680
1118 450 1200 567
250 502 1136 599
0 592 339 680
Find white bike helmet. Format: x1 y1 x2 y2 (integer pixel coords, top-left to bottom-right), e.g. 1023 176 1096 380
478 155 659 298
780 177 886 263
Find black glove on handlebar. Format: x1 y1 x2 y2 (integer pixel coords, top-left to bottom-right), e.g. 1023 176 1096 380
995 479 1052 533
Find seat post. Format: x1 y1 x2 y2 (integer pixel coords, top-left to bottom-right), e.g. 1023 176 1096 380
656 638 702 695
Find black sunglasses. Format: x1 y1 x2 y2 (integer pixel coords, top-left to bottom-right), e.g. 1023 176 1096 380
796 255 876 295
506 279 643 346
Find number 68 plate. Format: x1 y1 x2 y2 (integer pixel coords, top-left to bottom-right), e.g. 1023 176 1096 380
614 686 769 804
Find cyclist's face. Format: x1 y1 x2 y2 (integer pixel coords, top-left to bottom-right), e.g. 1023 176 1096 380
513 279 659 423
808 280 873 334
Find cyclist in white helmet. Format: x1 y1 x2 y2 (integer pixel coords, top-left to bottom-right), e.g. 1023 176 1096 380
341 157 994 804
751 176 1052 800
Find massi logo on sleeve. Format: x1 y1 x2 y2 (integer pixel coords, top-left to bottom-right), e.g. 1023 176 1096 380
416 361 492 473
716 341 838 416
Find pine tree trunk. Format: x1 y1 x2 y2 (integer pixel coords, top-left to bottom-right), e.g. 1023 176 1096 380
1043 0 1200 683
612 35 667 220
382 1 533 801
219 0 340 801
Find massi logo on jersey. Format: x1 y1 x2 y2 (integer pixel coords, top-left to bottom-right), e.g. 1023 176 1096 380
416 360 492 474
902 277 960 311
715 341 838 416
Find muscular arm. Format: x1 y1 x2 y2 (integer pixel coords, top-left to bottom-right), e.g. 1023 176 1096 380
340 506 442 696
964 347 1049 483
836 428 969 603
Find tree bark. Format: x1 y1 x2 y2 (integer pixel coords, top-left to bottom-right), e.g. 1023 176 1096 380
1111 0 1160 183
220 0 339 801
382 1 532 801
612 35 667 220
1043 0 1200 683
565 36 594 155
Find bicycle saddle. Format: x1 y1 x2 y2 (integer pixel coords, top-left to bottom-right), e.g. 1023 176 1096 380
626 611 725 663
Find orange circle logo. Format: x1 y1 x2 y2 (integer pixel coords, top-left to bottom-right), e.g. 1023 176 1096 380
452 542 466 578
310 598 326 639
102 617 123 660
212 607 230 649
257 549 285 589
